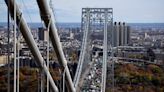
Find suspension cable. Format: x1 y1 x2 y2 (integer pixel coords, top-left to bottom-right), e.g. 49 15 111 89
13 0 17 92
17 12 23 92
21 0 33 24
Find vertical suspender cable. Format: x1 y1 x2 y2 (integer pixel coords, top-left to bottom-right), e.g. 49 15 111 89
41 68 44 92
47 19 51 92
16 15 22 92
7 0 11 91
36 0 75 91
17 19 21 92
17 31 20 92
63 68 66 92
101 9 108 92
4 0 59 92
13 0 17 92
40 20 45 92
111 13 114 92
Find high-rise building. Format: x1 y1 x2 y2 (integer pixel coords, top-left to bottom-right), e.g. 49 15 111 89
126 25 131 45
69 31 74 39
119 22 123 46
113 22 118 47
112 22 131 47
122 22 126 45
38 27 48 41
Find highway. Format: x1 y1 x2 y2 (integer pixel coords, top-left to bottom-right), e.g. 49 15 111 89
81 58 103 92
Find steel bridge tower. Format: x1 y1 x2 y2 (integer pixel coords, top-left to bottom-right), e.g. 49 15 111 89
74 8 113 92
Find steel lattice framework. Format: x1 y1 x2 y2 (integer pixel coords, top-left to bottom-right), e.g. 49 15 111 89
74 8 113 92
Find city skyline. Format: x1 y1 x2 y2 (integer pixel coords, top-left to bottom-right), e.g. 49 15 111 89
0 0 164 23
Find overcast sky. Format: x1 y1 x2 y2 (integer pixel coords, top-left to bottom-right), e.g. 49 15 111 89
0 0 164 23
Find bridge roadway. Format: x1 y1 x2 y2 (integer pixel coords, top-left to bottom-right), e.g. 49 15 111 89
81 57 103 92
